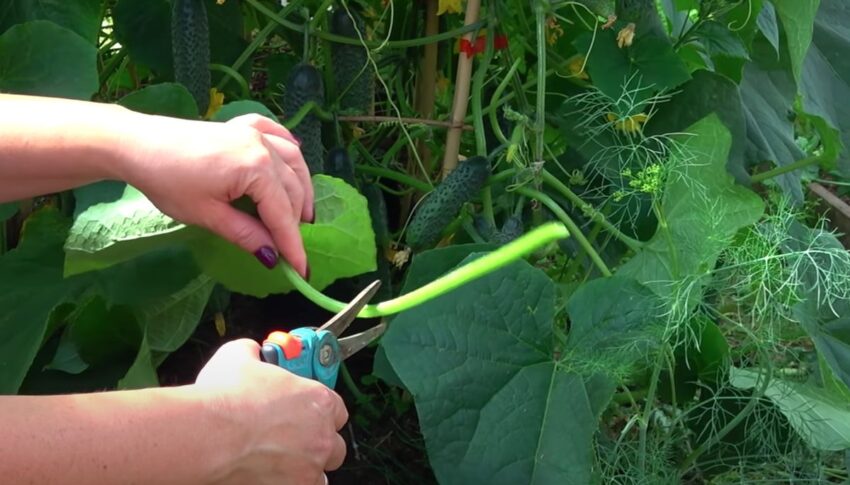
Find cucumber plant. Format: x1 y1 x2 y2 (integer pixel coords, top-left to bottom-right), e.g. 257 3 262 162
1 0 850 484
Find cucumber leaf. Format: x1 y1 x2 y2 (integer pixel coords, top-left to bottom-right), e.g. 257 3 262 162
0 0 101 43
211 100 278 122
189 175 376 297
382 255 614 484
64 182 191 276
0 20 97 99
731 367 850 451
0 208 89 393
118 83 199 119
769 0 820 83
619 114 765 297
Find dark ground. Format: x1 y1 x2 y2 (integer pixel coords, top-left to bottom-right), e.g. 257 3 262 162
156 287 437 484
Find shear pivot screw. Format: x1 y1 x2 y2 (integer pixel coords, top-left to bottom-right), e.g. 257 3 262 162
319 344 335 366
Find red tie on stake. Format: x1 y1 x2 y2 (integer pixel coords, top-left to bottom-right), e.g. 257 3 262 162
459 34 509 58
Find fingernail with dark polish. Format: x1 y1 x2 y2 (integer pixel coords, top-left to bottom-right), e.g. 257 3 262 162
254 246 278 269
304 265 311 281
291 134 302 147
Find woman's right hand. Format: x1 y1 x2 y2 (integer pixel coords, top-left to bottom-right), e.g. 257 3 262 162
192 339 348 485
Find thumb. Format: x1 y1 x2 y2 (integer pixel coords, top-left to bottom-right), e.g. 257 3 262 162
203 202 280 269
195 338 261 386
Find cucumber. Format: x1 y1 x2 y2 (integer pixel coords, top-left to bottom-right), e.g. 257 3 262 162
284 62 325 174
325 147 357 187
362 183 390 251
495 214 524 244
330 6 374 114
405 156 491 251
171 0 211 116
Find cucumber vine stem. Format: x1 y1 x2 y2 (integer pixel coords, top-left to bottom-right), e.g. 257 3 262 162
514 187 613 277
534 1 547 164
245 0 485 49
279 222 571 317
750 155 824 184
539 169 644 251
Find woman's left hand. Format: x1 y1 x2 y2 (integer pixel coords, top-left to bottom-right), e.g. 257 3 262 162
116 112 314 277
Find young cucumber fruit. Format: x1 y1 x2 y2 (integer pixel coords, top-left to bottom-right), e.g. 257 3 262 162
405 156 491 251
324 147 357 187
171 0 211 116
284 62 325 174
330 6 374 114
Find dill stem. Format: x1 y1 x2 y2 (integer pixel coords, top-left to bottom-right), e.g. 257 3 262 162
638 348 667 475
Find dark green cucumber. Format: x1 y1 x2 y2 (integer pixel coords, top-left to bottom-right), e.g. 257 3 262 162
495 215 524 244
405 156 491 251
284 62 325 174
473 214 497 242
325 147 357 187
362 183 390 251
171 0 211 116
330 6 374 114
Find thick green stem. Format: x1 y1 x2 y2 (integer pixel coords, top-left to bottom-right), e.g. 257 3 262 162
750 156 824 184
515 187 613 277
245 0 485 48
488 57 522 147
534 2 547 164
471 15 496 226
216 1 303 92
540 169 643 251
279 222 570 317
355 164 434 193
209 64 250 99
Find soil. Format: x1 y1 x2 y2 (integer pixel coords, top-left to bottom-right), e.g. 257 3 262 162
156 287 437 484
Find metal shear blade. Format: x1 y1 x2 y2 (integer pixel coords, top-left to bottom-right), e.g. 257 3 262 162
317 280 385 359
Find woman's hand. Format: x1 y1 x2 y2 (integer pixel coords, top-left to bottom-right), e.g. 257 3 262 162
193 339 348 485
117 112 314 278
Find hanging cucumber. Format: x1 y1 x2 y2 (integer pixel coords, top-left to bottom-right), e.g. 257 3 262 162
405 156 492 251
495 214 524 245
330 6 374 114
171 0 211 116
284 62 325 174
362 183 390 251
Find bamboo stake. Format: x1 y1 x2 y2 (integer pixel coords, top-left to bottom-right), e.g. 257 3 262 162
441 0 481 179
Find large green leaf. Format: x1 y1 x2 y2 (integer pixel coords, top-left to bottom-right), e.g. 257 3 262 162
118 335 159 390
564 275 663 373
573 29 691 105
135 275 215 353
190 175 376 297
645 69 748 183
118 83 199 119
211 100 278 122
382 256 615 484
372 243 497 387
0 208 88 393
731 367 850 451
799 0 850 173
619 115 765 295
739 39 806 201
112 0 172 75
0 20 97 99
770 0 820 83
0 0 100 42
64 182 190 276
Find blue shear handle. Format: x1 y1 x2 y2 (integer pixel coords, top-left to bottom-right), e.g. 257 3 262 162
265 328 341 389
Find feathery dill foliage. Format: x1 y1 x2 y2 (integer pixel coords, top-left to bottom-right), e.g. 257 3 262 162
562 77 699 231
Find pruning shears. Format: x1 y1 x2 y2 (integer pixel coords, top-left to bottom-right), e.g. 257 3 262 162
259 280 385 389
